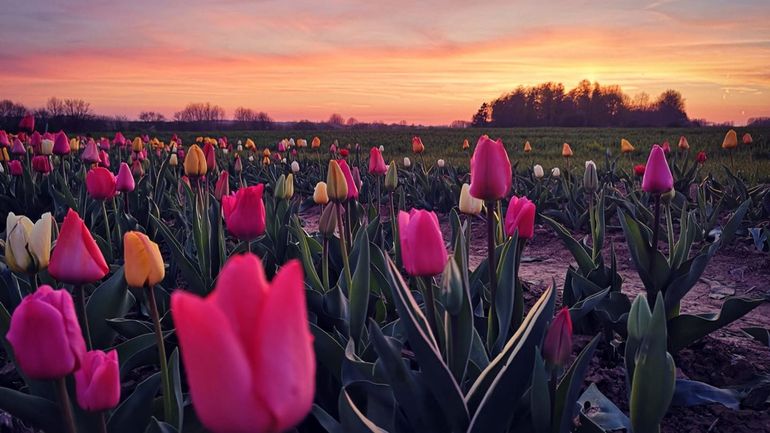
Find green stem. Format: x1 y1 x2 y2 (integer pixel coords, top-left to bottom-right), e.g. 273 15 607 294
665 204 675 262
421 276 440 343
55 377 78 433
27 274 38 294
336 203 353 292
98 412 108 433
147 286 172 423
322 237 330 292
648 194 662 307
485 201 498 350
101 201 113 263
76 285 93 350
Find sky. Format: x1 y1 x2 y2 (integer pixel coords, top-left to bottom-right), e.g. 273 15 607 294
1 0 768 125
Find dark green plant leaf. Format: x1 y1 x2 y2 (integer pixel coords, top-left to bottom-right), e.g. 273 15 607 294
108 372 162 433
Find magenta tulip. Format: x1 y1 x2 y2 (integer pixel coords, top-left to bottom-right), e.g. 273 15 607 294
18 113 34 132
222 184 266 241
504 196 536 239
171 255 315 433
6 285 86 379
113 132 127 147
9 160 23 176
99 150 110 168
469 135 512 201
53 131 70 155
543 307 573 366
641 145 674 194
398 209 448 276
86 167 117 200
337 159 359 200
29 131 42 153
74 350 120 411
116 162 135 192
368 147 387 175
215 170 229 201
0 130 9 147
82 140 100 164
11 138 25 155
31 155 52 174
48 209 109 284
203 142 217 172
99 137 111 150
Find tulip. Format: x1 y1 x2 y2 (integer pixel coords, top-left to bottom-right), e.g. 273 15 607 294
18 113 34 132
459 184 482 215
291 161 300 173
6 285 86 379
403 157 411 168
0 130 8 147
313 182 329 205
48 209 109 285
222 184 266 240
169 153 178 166
379 145 385 152
132 159 145 177
9 160 23 176
99 150 110 168
385 160 398 192
661 141 671 154
5 212 52 274
113 164 134 195
696 151 707 164
263 148 271 157
123 231 165 288
678 136 689 151
412 136 425 154
285 173 295 199
82 140 100 164
504 196 535 239
40 139 54 156
337 159 358 200
533 164 544 179
184 144 207 177
262 156 270 165
233 155 242 173
11 138 25 155
634 164 646 177
100 137 111 150
641 145 673 194
326 160 348 202
113 132 126 147
74 350 120 412
86 167 117 200
469 135 512 201
583 160 598 192
543 307 572 367
52 131 70 155
463 139 470 150
311 136 321 148
562 143 573 157
437 159 445 168
551 167 560 177
619 138 634 153
1 147 8 162
203 142 217 171
399 209 447 276
31 155 52 174
131 137 144 152
215 171 229 201
524 141 532 153
339 149 349 158
277 140 287 152
368 147 387 175
171 255 314 433
318 202 337 237
743 133 752 145
69 137 81 152
29 132 42 152
297 138 307 148
722 129 738 149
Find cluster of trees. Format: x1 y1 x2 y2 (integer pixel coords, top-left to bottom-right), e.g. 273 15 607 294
1 97 96 130
472 80 690 127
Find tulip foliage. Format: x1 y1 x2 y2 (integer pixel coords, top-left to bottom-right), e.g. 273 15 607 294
0 128 767 433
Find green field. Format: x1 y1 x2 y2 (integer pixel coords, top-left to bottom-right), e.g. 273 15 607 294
105 127 770 182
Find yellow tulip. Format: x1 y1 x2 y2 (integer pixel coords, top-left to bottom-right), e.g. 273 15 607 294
459 184 483 215
5 212 52 274
1 148 9 161
524 141 532 153
132 137 144 152
184 144 207 177
311 137 321 149
123 231 165 287
69 138 80 151
285 173 295 199
314 182 329 205
562 143 573 157
620 138 634 153
326 160 348 202
244 138 256 149
722 130 738 149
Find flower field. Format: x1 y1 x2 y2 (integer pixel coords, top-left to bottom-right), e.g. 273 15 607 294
1 124 769 433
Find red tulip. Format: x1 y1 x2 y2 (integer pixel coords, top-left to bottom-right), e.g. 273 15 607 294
339 148 349 158
641 145 673 194
9 160 23 176
53 131 70 155
634 164 646 177
215 171 229 201
131 159 145 177
398 209 448 276
504 195 536 239
86 167 117 200
6 285 86 379
543 307 573 366
337 159 359 200
49 209 109 284
30 131 43 153
171 255 314 433
74 350 120 411
368 147 387 175
661 140 671 154
203 142 217 171
222 184 266 240
116 162 135 192
469 135 512 201
18 113 34 132
31 155 52 174
696 151 707 164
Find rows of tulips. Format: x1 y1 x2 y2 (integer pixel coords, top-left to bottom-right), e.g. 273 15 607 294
0 121 767 433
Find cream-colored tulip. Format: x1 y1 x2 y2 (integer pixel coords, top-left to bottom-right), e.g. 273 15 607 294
533 164 544 178
40 139 54 155
5 212 52 274
313 182 329 205
459 184 483 215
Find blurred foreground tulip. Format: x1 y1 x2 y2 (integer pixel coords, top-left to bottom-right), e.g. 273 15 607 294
398 209 447 276
543 307 573 367
469 135 512 201
74 350 120 411
641 145 673 194
123 231 165 288
49 209 109 285
5 212 52 274
222 184 266 240
504 196 535 239
171 255 314 433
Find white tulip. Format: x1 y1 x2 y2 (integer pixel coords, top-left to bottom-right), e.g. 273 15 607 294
249 155 255 162
291 161 300 173
551 167 561 177
403 157 412 168
533 164 544 178
237 145 243 152
379 145 385 152
437 159 445 168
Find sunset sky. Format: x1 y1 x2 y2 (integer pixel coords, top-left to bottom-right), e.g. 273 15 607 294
1 0 768 125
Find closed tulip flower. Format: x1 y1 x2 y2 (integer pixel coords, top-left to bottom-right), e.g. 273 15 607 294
222 184 266 240
48 209 109 284
399 210 447 276
385 160 398 192
562 143 573 157
40 139 54 155
524 141 532 153
620 138 634 153
403 157 411 168
551 167 560 177
171 255 314 433
131 159 145 177
504 196 536 239
113 132 126 147
233 155 242 173
86 167 117 200
696 151 707 164
9 160 23 176
115 163 135 193
31 155 52 174
285 174 295 199
99 150 110 168
313 182 329 205
533 164 544 179
543 307 573 367
29 132 42 153
722 129 738 149
326 160 348 202
437 159 445 168
462 139 470 150
69 137 81 152
338 159 358 200
82 140 100 164
291 161 300 173
184 144 207 177
131 137 144 152
215 171 229 201
123 231 165 287
469 135 512 201
634 164 646 177
53 131 70 155
583 160 598 192
678 136 689 151
661 141 671 154
11 138 25 155
5 212 52 274
6 285 86 379
100 137 111 150
411 136 425 154
369 147 387 175
743 133 752 145
459 184 483 215
641 145 674 194
169 153 178 166
311 136 321 149
74 350 120 412
296 138 307 148
203 142 217 171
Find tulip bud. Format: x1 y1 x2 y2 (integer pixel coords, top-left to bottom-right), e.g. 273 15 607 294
384 160 398 192
215 171 230 201
543 307 572 367
18 113 34 132
291 161 300 173
11 138 25 155
642 145 674 194
82 140 100 164
368 147 387 175
311 136 321 148
634 164 646 177
379 145 385 152
412 136 425 154
524 140 532 153
31 155 52 174
469 135 512 201
169 153 179 166
313 182 329 205
403 157 411 168
399 210 447 276
275 174 288 200
326 160 348 202
696 151 707 164
742 133 752 145
459 184 482 215
504 195 536 238
437 159 445 168
131 159 145 177
40 139 54 155
722 130 738 149
285 173 295 199
678 136 689 151
318 202 338 237
462 139 470 150
9 160 23 176
124 231 165 287
562 143 573 157
533 164 544 179
551 167 560 177
86 167 117 200
184 144 207 177
583 160 598 192
5 212 52 274
662 141 671 154
132 137 144 152
621 138 634 153
74 350 120 411
116 162 135 193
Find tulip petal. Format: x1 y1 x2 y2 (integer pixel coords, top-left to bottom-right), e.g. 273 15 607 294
29 213 52 269
49 210 109 284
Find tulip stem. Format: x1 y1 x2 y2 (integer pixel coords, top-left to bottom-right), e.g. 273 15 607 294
98 412 108 433
322 237 330 292
421 276 440 343
147 286 172 424
336 204 353 292
27 274 38 293
55 377 78 433
486 201 498 349
76 285 93 350
648 194 662 307
101 202 113 263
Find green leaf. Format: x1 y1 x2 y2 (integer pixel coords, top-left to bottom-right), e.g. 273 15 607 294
311 323 346 383
292 216 324 292
668 297 765 353
338 387 389 433
312 404 344 433
108 372 162 433
87 267 135 349
742 327 770 347
150 214 206 295
349 229 371 350
0 387 63 433
542 215 594 274
625 295 651 386
145 418 178 433
530 352 551 433
169 349 184 431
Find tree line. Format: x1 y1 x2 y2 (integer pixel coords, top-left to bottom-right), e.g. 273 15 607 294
471 80 691 127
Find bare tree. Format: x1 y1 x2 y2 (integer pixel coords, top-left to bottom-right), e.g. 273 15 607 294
62 98 93 120
174 102 226 122
0 100 27 118
46 97 66 117
138 111 166 122
327 113 345 126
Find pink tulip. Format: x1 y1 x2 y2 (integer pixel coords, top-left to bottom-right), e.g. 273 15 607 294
215 170 229 201
99 137 111 150
113 132 127 147
504 196 536 239
222 184 266 241
368 147 387 175
11 138 25 155
398 209 448 276
86 167 117 200
337 159 358 200
6 285 86 379
277 140 287 152
171 255 314 433
116 162 135 192
82 140 100 164
469 135 512 201
53 131 70 155
543 307 572 366
203 142 217 171
49 209 109 284
99 150 110 168
0 130 9 147
18 113 35 132
29 131 42 153
641 145 674 194
9 160 23 176
74 350 120 411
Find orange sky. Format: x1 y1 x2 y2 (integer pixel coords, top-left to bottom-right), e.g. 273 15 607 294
1 0 769 125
